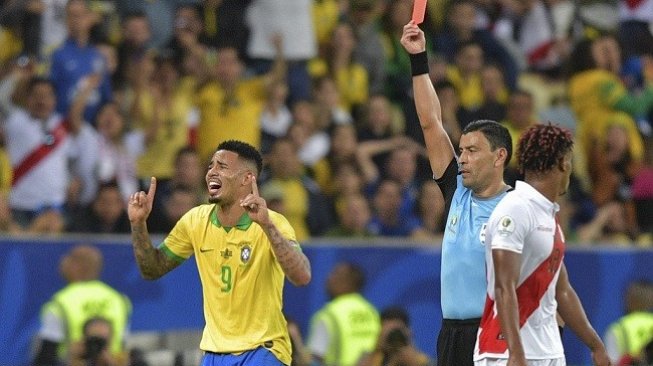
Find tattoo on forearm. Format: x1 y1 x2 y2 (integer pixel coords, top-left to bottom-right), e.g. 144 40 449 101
131 223 178 279
265 224 311 282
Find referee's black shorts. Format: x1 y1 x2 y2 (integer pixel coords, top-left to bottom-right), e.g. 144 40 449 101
437 318 481 366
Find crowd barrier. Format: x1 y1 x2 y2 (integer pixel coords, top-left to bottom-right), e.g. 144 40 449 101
1 235 651 365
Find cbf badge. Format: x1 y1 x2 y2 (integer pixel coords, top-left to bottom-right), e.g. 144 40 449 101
240 245 252 264
498 216 515 237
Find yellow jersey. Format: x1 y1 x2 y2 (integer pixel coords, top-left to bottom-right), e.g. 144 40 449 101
135 77 196 180
161 204 297 365
195 79 265 162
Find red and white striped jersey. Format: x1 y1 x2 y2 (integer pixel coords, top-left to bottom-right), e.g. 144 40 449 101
475 181 566 361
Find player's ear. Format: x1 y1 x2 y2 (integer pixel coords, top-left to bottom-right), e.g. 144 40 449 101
495 147 507 167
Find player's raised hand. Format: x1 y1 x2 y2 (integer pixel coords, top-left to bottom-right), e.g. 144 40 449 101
128 177 157 224
240 175 270 226
400 21 426 55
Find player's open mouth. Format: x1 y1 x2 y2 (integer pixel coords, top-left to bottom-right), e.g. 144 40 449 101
208 182 222 194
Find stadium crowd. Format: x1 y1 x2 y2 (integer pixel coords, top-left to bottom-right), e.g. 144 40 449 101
0 0 652 244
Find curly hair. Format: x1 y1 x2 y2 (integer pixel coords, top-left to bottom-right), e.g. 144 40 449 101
517 123 574 175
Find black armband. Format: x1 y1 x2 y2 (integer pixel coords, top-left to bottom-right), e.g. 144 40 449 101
409 51 429 76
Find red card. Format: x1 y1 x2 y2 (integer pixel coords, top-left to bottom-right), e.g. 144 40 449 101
412 0 427 24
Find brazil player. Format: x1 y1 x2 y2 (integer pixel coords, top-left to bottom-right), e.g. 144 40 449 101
400 22 513 366
128 140 312 366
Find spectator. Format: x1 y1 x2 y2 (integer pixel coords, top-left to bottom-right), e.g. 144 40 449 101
116 0 179 50
262 138 334 240
445 41 486 111
50 0 112 123
246 0 316 104
114 11 152 90
632 138 653 240
348 0 387 96
431 80 465 146
260 79 292 155
325 193 373 237
162 4 210 70
474 64 508 122
131 53 196 186
67 181 131 234
368 179 428 238
154 146 205 209
32 245 132 366
147 184 200 233
415 180 446 236
4 76 85 231
194 44 285 162
199 0 253 58
310 21 369 114
567 35 652 192
306 262 380 366
587 123 641 241
501 90 539 186
287 101 331 168
92 101 143 203
433 0 519 90
311 76 354 129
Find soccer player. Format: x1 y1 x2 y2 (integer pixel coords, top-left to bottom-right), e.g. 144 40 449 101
475 124 611 366
400 22 513 366
127 140 312 366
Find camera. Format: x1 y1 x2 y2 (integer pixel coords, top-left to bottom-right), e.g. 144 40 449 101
386 327 409 349
83 335 108 362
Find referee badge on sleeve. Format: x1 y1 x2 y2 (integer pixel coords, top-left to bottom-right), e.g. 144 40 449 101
498 216 515 237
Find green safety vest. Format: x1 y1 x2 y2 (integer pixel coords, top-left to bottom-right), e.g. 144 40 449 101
608 311 653 358
42 280 131 357
311 293 381 366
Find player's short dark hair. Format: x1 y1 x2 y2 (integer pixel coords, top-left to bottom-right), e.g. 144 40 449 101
462 119 512 167
381 306 410 326
216 140 263 176
517 123 574 175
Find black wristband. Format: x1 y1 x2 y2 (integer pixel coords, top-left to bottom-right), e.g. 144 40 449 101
409 51 429 76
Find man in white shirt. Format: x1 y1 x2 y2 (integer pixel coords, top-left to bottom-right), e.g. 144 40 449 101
475 123 611 366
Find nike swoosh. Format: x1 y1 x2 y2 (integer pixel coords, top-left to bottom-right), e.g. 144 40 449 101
199 248 214 253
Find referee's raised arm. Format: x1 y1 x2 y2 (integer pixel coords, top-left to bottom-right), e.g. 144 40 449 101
400 21 456 179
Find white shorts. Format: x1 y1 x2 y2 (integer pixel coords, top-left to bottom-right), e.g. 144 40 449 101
475 357 565 366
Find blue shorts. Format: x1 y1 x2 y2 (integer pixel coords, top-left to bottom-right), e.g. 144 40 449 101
200 346 285 366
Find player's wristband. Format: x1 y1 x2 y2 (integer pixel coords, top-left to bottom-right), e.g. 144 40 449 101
410 51 429 76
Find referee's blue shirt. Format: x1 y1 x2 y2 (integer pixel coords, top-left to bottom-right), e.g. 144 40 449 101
440 175 508 320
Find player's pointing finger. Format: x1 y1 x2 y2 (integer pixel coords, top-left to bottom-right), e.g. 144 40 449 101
251 175 259 196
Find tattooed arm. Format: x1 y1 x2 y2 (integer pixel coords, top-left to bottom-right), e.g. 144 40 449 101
128 177 181 280
241 176 311 286
263 222 312 286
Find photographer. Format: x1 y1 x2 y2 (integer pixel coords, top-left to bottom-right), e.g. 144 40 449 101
32 245 131 366
69 317 127 366
358 307 435 366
